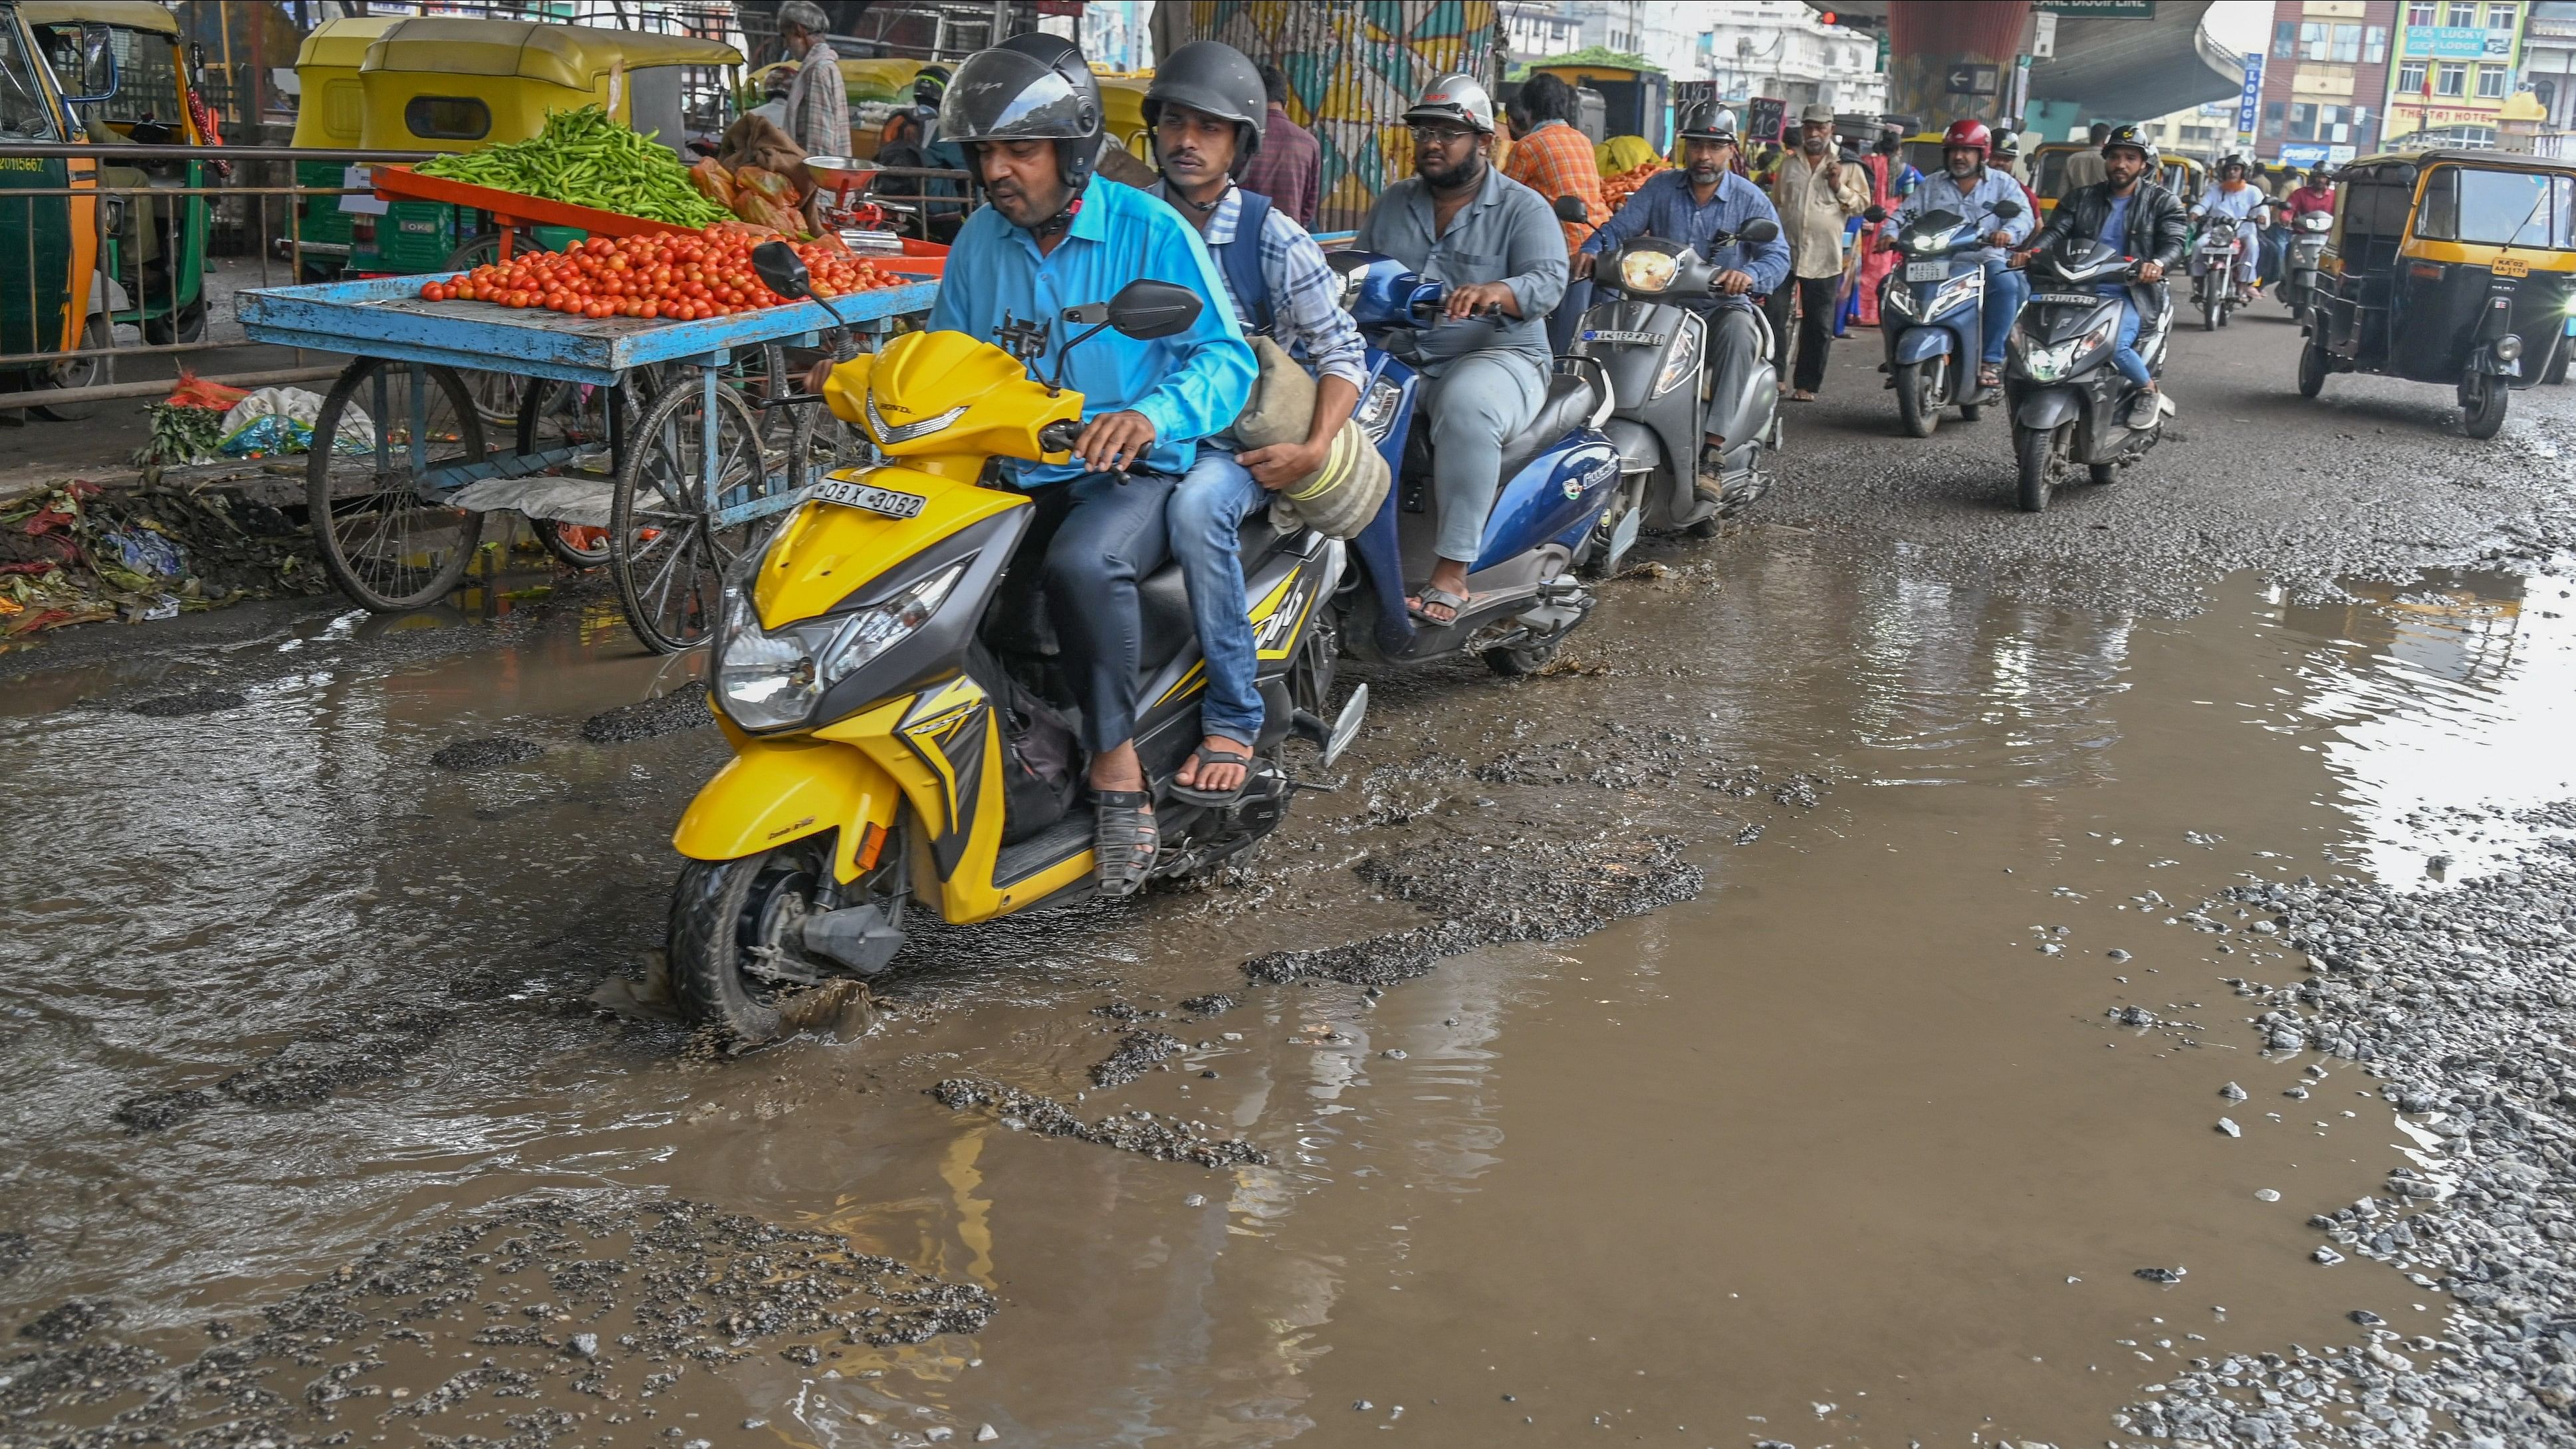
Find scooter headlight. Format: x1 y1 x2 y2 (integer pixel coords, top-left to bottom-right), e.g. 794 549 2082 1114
1619 250 1679 294
715 560 969 730
1653 314 1704 396
2010 314 2119 385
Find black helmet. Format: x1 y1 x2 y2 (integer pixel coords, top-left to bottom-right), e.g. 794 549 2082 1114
2216 152 2247 175
912 66 947 108
2100 122 2153 160
1143 40 1264 175
941 34 1106 195
1676 100 1736 146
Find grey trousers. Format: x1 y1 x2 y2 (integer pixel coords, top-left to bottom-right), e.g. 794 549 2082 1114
1423 350 1546 564
1702 306 1766 443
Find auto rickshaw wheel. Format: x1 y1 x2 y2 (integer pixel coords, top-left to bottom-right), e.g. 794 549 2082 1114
143 298 207 347
2297 338 2329 399
2460 373 2508 441
2545 334 2571 386
31 311 118 423
306 358 491 610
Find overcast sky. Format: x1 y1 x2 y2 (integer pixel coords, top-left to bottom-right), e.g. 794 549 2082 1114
2202 0 2274 57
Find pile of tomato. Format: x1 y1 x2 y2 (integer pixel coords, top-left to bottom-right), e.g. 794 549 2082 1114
414 227 903 320
1601 161 1669 211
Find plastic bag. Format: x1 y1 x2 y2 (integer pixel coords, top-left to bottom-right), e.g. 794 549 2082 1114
689 157 738 207
218 387 372 457
166 368 249 411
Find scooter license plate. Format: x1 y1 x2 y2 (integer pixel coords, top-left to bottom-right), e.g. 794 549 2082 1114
1905 259 1948 282
812 479 927 519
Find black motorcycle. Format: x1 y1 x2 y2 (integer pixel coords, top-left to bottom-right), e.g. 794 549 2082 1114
2002 234 2172 512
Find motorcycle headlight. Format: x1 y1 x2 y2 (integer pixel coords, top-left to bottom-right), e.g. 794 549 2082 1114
1355 376 1404 441
1653 314 1704 396
1619 250 1679 294
715 559 969 730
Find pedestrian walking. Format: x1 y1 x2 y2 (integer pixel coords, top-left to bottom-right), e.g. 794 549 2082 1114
1764 102 1867 400
1853 124 1919 327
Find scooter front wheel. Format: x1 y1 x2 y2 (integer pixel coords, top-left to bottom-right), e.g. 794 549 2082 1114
1895 360 1940 438
2014 423 2058 512
671 837 889 1045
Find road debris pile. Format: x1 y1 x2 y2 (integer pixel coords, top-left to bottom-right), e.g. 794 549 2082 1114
114 1006 455 1133
1 481 321 638
0 1195 993 1445
928 1077 1267 1169
2116 812 2576 1446
1244 831 1703 988
1090 1031 1184 1088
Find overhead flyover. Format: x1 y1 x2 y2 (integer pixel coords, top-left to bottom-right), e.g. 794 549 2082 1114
1806 1 2244 129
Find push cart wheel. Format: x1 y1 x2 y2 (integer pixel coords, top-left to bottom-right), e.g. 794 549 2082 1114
515 370 655 569
612 374 797 654
306 358 490 610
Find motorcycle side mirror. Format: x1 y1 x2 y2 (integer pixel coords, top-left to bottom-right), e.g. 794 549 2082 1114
1554 194 1587 223
1737 218 1780 247
1862 204 1887 225
1993 198 2024 219
751 240 811 301
1101 279 1203 340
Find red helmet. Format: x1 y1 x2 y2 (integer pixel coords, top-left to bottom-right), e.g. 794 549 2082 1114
1941 118 1992 158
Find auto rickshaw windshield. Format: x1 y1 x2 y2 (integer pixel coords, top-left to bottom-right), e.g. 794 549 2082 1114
0 25 59 138
2416 166 2576 250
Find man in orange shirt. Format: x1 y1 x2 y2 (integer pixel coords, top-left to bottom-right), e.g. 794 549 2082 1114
1502 72 1604 354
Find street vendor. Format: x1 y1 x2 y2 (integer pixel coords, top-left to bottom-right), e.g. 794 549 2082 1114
774 0 849 158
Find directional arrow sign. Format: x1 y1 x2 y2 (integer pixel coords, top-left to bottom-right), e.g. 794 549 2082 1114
1946 64 2000 95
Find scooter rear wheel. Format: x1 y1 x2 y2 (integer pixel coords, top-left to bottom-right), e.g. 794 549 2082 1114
2014 423 2057 512
1484 639 1560 676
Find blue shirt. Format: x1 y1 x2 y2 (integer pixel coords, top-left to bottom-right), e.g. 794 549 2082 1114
1893 166 2035 265
2096 193 2133 298
1579 169 1792 300
929 177 1256 485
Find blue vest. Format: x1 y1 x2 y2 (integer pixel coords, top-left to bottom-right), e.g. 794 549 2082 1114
1215 189 1275 337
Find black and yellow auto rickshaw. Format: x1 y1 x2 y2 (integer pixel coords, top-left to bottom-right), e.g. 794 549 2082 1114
286 12 398 279
2300 150 2576 439
0 0 116 419
28 0 209 344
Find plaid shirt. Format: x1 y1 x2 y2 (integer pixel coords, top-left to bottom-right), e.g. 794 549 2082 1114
1502 118 1604 255
782 41 850 158
1153 181 1368 390
1238 104 1321 227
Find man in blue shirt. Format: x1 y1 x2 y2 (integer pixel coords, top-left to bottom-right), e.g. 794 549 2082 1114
1889 118 2034 391
1577 102 1790 502
928 37 1256 895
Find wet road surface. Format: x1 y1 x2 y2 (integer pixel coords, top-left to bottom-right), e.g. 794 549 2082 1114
7 311 2576 1448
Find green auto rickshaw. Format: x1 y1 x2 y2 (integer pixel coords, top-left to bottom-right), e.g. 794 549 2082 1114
0 0 119 420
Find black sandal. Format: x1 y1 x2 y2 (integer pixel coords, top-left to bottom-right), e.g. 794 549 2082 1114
1169 741 1253 807
1092 789 1159 897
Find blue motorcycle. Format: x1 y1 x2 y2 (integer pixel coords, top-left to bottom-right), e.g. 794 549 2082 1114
1875 198 2024 437
1324 252 1621 676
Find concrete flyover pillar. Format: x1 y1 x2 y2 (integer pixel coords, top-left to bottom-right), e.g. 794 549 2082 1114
1885 0 2032 130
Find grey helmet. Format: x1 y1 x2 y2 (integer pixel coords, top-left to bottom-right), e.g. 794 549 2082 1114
941 33 1106 193
1677 100 1737 146
1403 72 1496 135
1143 40 1266 173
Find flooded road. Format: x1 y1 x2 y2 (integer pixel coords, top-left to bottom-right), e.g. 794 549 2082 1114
7 319 2576 1448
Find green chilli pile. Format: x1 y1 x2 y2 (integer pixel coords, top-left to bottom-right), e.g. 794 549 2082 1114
415 105 733 228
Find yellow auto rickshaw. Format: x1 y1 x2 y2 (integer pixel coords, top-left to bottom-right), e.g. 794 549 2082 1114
287 12 397 277
352 18 741 273
0 0 112 420
1099 72 1151 162
2300 149 2576 438
2029 141 2202 214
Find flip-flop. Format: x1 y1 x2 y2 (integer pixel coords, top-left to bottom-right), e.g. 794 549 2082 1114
1408 585 1472 627
1092 790 1159 898
1169 741 1254 806
1977 366 2002 390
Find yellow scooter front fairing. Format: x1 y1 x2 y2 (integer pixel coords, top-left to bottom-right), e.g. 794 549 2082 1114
665 282 1360 1045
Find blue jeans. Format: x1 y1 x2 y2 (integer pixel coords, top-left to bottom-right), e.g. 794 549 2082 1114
1168 447 1269 748
2109 296 2153 388
1980 257 2027 367
1040 469 1178 752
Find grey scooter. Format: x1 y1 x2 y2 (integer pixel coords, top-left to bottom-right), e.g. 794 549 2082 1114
1565 213 1784 572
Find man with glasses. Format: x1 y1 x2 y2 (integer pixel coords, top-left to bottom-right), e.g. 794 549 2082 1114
1353 73 1568 627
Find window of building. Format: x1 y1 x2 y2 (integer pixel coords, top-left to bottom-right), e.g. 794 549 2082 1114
2404 0 2435 22
2289 101 2317 140
2331 23 2363 61
2476 62 2507 98
2399 58 2428 92
2274 19 2299 56
2486 2 2517 29
2438 60 2468 96
2365 26 2388 64
2446 1 2477 25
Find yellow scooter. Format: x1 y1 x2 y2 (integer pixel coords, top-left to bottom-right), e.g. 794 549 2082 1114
666 243 1364 1042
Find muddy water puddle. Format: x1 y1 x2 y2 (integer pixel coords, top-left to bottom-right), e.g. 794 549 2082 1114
3 543 2571 1447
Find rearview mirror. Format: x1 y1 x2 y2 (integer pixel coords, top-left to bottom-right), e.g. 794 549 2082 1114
751 239 810 301
62 22 118 106
1993 198 2024 219
1104 279 1202 340
1554 194 1587 223
1737 218 1780 247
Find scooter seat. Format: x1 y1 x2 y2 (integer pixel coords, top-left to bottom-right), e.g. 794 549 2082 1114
1133 513 1298 672
1493 373 1602 487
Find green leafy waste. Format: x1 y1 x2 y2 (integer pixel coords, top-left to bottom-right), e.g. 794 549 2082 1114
415 105 732 228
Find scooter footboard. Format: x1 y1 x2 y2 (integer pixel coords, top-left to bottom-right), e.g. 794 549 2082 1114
673 732 902 881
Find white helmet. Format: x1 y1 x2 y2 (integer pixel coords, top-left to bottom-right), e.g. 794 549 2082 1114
1404 72 1496 135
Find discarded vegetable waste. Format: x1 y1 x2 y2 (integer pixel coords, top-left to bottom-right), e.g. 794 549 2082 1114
414 231 905 319
412 104 731 228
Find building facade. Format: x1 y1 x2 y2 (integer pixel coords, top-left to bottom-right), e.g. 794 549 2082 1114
2381 0 2528 149
1499 0 1584 62
2520 1 2576 136
1697 0 1885 116
2258 0 2399 168
2138 102 2238 167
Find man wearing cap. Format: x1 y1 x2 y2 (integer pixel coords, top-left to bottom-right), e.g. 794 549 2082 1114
774 0 849 159
1577 103 1790 502
1355 72 1568 627
1139 41 1367 804
1766 101 1867 401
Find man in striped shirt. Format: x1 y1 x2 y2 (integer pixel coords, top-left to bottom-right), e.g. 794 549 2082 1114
775 1 849 160
1144 42 1367 804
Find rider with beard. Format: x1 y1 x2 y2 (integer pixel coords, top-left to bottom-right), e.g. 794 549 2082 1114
1576 102 1790 505
1354 73 1568 627
1886 119 2034 393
